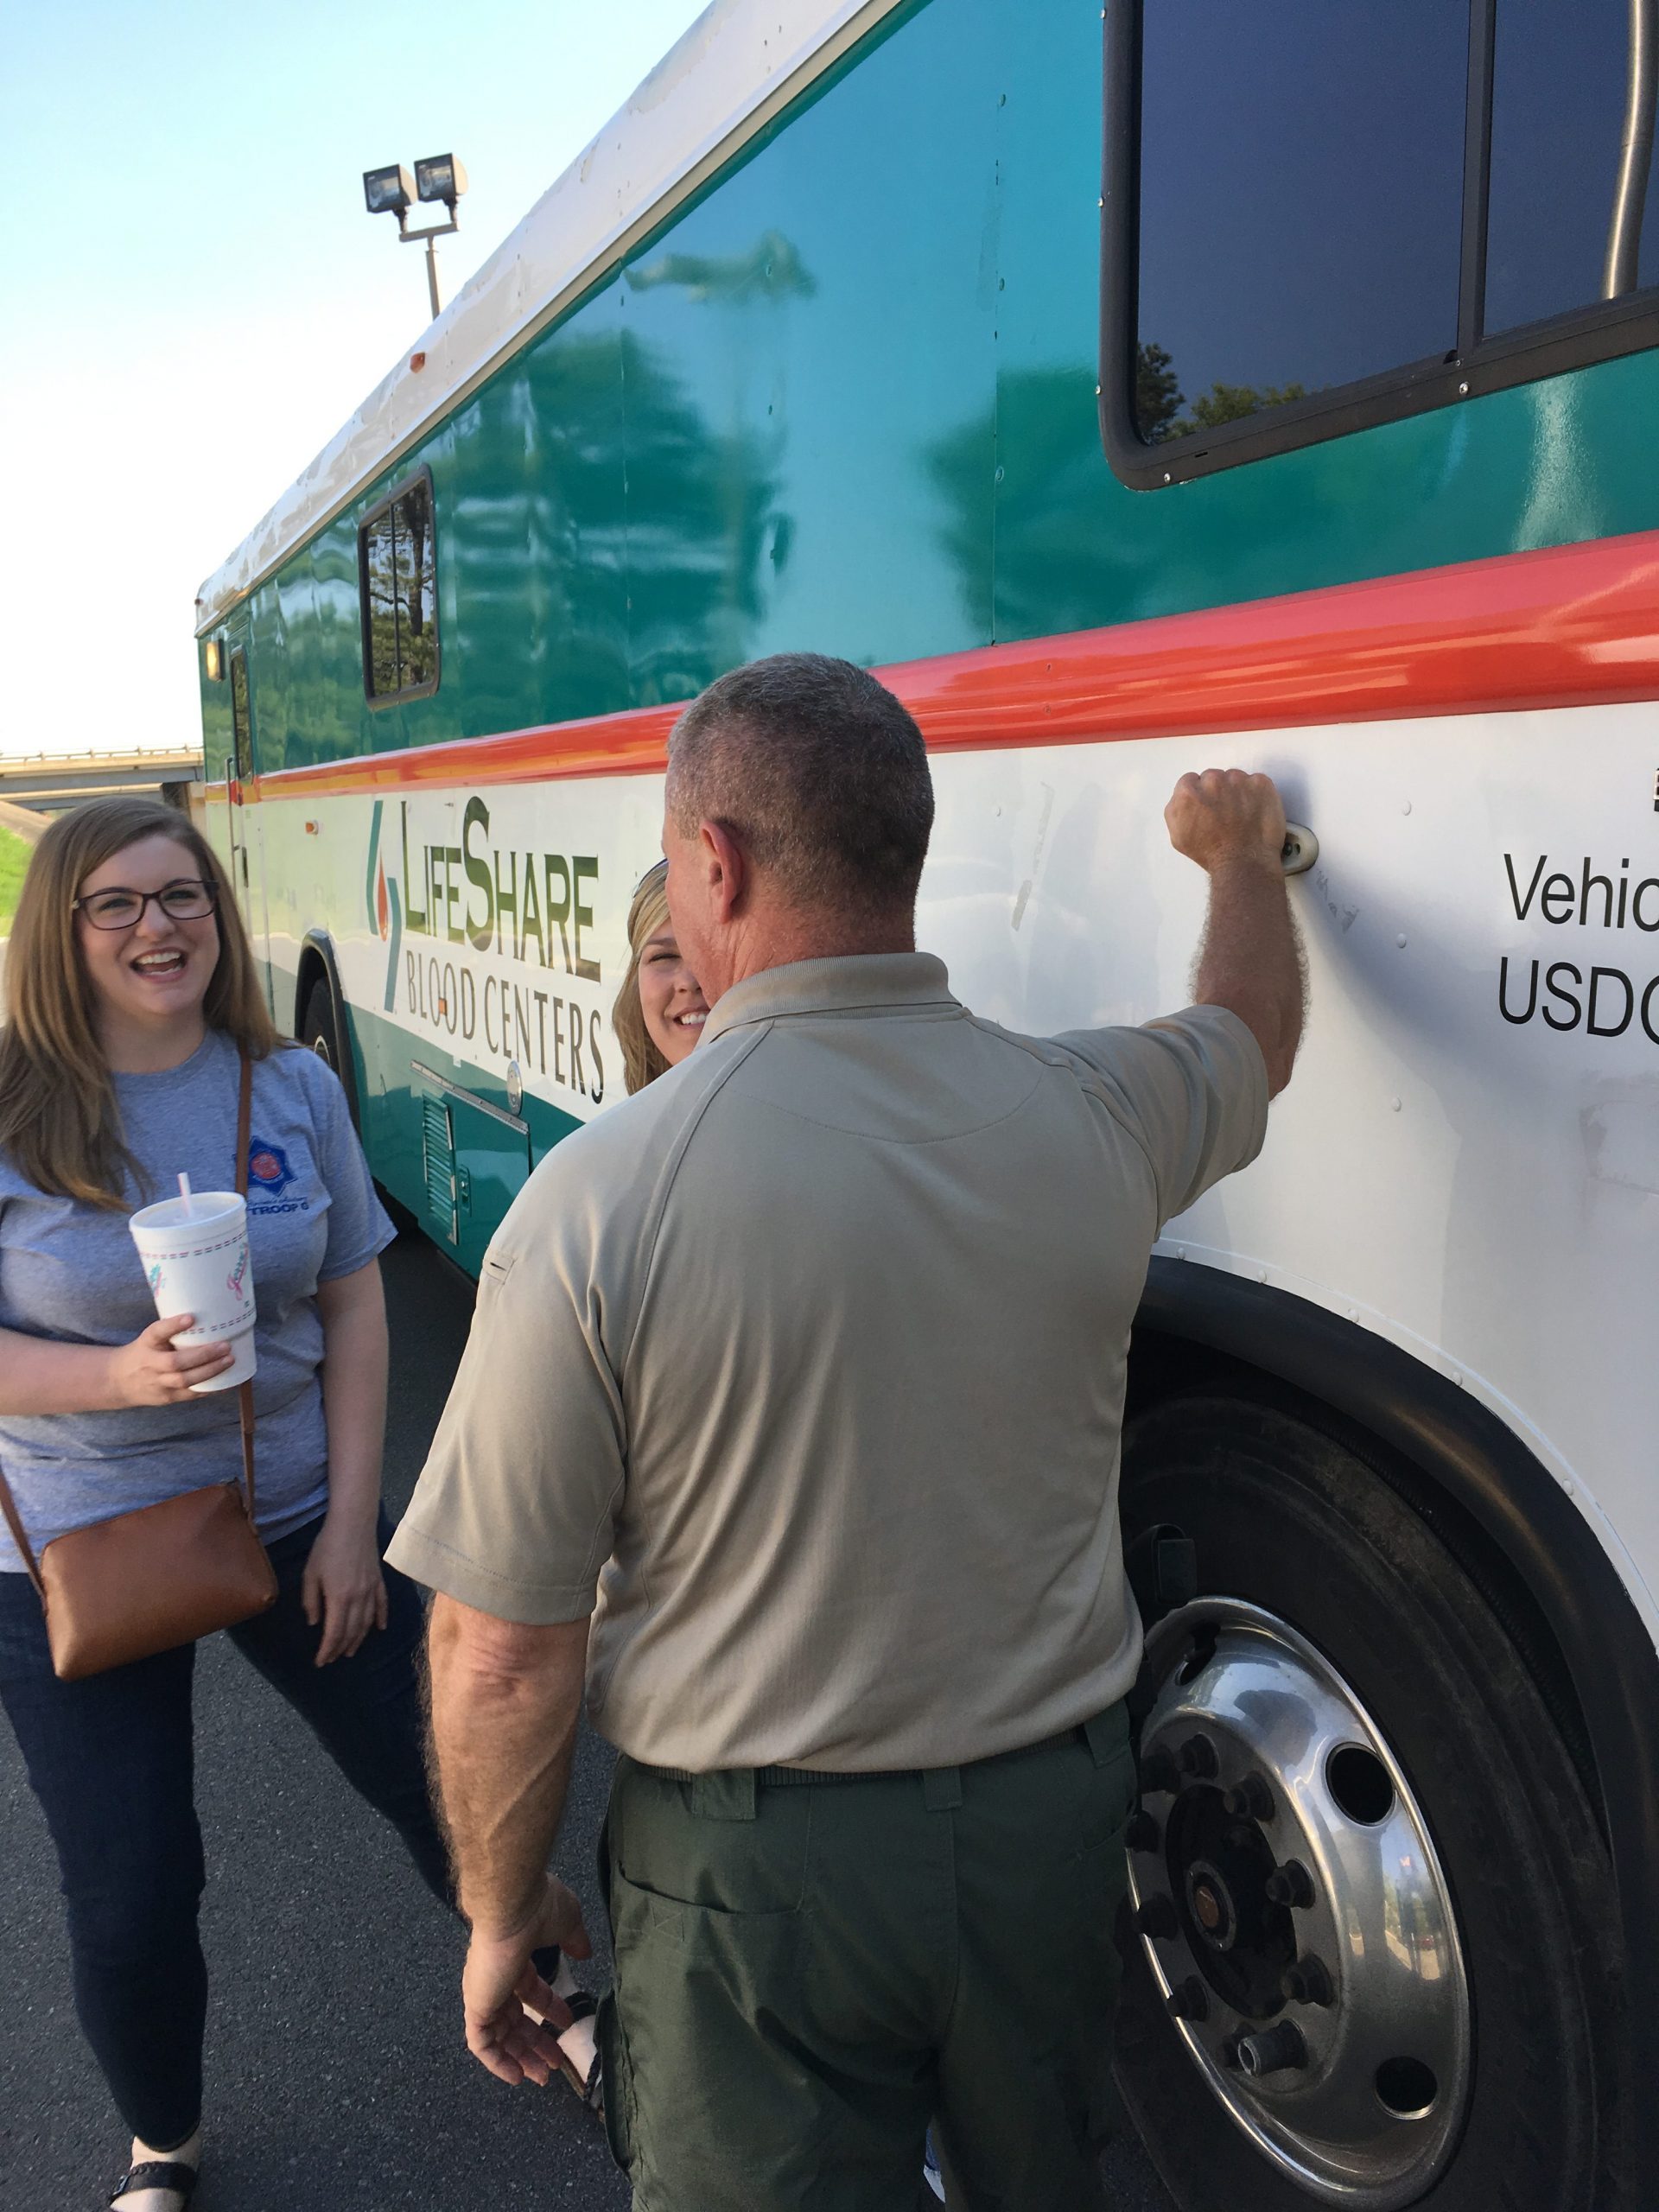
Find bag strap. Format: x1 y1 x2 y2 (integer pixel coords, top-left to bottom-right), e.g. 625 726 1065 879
236 1052 257 1523
0 1051 262 1593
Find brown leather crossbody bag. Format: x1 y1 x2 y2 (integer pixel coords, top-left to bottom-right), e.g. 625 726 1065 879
0 1052 277 1680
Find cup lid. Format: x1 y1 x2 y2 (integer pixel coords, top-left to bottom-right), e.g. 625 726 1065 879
130 1192 245 1232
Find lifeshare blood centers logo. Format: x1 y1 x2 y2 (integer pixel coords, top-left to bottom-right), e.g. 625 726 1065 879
366 798 404 1012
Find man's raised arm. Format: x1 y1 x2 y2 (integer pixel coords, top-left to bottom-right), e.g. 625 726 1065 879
1166 768 1306 1096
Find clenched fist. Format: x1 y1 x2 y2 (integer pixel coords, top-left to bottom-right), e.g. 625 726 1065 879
1165 769 1287 875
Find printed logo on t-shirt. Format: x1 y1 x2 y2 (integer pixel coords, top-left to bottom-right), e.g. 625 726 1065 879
246 1137 309 1214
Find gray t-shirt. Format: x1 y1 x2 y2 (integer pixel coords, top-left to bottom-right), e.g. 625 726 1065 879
0 1028 394 1571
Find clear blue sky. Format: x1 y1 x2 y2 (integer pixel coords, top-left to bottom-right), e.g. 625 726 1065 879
0 0 710 755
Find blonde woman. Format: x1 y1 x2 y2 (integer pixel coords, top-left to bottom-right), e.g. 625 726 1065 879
0 798 450 2212
611 859 710 1093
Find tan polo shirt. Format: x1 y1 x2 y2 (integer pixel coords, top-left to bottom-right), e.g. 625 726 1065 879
388 955 1267 1772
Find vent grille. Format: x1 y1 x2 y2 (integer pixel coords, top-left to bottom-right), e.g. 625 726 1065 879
421 1093 458 1243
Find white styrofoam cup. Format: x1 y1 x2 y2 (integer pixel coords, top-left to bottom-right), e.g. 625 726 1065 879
128 1190 257 1393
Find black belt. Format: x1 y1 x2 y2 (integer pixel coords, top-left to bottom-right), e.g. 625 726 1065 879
633 1706 1128 1798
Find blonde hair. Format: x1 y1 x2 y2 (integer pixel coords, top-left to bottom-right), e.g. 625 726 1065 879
612 861 673 1096
0 798 283 1207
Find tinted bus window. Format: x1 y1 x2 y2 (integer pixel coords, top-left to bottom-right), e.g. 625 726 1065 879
1485 0 1659 333
1132 1 1467 444
359 475 438 701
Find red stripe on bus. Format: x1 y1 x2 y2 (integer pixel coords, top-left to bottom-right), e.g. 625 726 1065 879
251 528 1659 800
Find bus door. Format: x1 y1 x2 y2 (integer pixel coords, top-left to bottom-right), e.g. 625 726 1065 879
223 634 274 1012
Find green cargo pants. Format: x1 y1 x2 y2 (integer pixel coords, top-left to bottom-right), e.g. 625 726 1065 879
596 1704 1136 2212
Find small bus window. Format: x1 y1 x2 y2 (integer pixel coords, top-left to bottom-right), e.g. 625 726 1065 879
1486 0 1659 334
359 474 439 702
1103 1 1659 487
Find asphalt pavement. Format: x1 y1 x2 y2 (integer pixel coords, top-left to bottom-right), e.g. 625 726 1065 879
1 1227 1176 2210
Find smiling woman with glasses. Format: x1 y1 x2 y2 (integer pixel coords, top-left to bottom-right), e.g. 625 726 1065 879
0 798 456 2212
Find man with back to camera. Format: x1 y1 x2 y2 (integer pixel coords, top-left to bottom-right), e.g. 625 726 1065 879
388 652 1304 2211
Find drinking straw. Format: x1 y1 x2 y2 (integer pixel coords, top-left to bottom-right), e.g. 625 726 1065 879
178 1173 194 1218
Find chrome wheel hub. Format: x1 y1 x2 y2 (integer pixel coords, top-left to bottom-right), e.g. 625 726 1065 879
1129 1599 1471 2208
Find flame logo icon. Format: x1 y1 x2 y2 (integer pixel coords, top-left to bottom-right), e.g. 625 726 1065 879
365 799 404 1013
227 1247 250 1301
147 1262 163 1294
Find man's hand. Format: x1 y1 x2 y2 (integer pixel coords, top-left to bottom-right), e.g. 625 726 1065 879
1165 768 1287 877
462 1873 594 2086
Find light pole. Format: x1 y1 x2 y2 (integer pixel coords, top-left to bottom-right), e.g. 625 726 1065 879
363 155 468 321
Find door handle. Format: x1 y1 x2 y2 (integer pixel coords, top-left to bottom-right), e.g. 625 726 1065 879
1281 823 1319 876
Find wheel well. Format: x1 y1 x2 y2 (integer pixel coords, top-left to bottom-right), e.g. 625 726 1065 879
294 944 330 1040
293 933 359 1128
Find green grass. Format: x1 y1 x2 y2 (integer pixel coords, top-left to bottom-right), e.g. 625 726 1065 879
0 825 32 935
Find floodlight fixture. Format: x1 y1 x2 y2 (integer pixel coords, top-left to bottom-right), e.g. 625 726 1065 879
361 153 466 321
415 154 468 209
363 164 415 218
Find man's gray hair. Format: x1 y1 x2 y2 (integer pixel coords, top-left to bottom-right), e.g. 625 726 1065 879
665 653 935 919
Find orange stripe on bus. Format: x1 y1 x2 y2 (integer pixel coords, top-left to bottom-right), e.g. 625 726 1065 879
255 528 1659 800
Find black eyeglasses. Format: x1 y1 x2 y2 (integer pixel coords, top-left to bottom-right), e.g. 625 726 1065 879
73 880 219 931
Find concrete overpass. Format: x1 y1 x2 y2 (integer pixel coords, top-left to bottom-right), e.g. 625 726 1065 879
0 748 202 814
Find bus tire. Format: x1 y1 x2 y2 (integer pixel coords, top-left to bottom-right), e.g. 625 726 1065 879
1113 1392 1629 2211
300 980 343 1077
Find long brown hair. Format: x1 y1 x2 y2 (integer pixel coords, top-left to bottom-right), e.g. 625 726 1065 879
612 861 673 1095
0 798 283 1207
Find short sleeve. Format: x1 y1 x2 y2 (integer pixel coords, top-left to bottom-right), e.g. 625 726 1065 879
308 1062 396 1281
1051 1005 1269 1229
385 1196 627 1624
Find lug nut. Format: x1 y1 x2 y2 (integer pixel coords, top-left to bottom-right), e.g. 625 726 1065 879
1265 1859 1315 1909
1166 1976 1209 2022
1126 1810 1161 1853
1177 1732 1219 1780
1283 1955 1335 2008
1136 1895 1178 1940
1140 1745 1180 1796
1224 1771 1274 1821
1235 2022 1309 2076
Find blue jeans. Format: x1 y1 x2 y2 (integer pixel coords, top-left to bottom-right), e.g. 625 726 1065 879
0 1509 450 2151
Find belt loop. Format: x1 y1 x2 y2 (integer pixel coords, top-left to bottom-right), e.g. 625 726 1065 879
923 1765 963 1813
690 1770 758 1821
1082 1707 1127 1770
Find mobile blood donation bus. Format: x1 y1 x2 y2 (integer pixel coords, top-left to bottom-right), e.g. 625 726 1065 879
194 4 1659 2203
